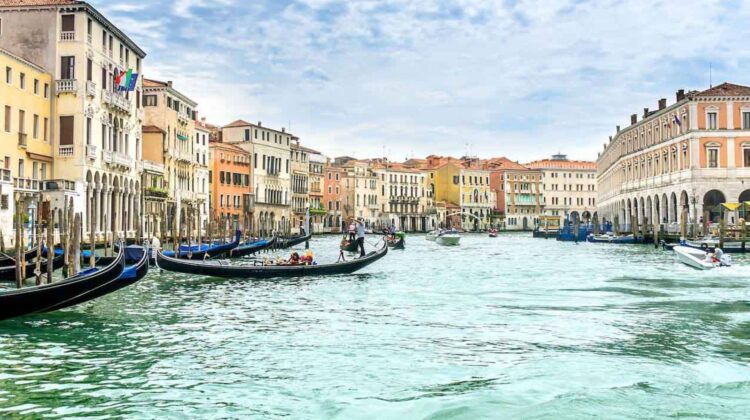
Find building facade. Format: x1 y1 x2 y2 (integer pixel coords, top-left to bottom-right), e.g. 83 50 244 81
0 47 53 245
194 117 211 234
209 142 252 231
307 149 325 232
323 163 347 232
374 164 433 231
504 168 543 230
222 120 291 236
289 138 309 234
0 0 147 241
342 160 379 228
433 160 494 230
597 83 750 231
141 124 166 238
526 154 596 225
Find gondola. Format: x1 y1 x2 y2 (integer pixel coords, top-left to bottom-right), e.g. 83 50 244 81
0 247 40 267
387 236 405 250
0 249 65 281
156 242 388 279
340 236 359 252
0 246 125 321
277 233 312 249
162 230 241 259
228 237 277 258
53 244 150 311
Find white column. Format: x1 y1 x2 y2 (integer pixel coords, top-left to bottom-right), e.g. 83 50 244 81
727 101 734 130
728 137 736 169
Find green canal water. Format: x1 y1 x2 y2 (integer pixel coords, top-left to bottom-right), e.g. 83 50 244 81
1 233 750 418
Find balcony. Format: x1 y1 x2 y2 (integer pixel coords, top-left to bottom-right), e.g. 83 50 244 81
86 80 96 97
101 90 131 114
177 112 191 125
43 179 76 192
86 144 97 160
0 169 10 183
172 149 193 163
145 187 168 199
425 206 438 214
14 177 42 192
60 31 75 41
55 79 77 95
102 149 133 169
58 145 74 157
18 132 27 148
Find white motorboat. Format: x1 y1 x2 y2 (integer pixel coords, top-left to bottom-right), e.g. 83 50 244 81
436 231 461 246
426 230 439 241
673 246 731 270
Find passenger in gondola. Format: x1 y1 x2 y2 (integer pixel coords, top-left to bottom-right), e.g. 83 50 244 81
286 252 301 265
348 220 356 241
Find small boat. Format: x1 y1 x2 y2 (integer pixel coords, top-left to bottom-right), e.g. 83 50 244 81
163 230 241 259
340 235 359 252
426 231 439 241
586 233 637 244
387 232 405 249
0 247 41 267
0 248 65 281
488 229 498 238
673 245 731 270
155 242 388 279
277 233 312 249
436 230 461 246
228 237 277 258
0 246 126 321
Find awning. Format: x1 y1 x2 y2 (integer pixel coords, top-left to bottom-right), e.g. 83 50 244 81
177 134 188 141
721 202 742 211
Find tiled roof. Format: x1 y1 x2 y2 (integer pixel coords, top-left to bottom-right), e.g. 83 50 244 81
696 82 750 97
223 119 252 128
482 157 527 171
142 125 165 134
0 0 80 6
209 142 248 153
143 78 167 88
525 159 595 170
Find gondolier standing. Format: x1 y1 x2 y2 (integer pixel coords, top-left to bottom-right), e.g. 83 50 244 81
355 218 366 257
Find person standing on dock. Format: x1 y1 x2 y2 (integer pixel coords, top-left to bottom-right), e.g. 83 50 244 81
355 218 366 257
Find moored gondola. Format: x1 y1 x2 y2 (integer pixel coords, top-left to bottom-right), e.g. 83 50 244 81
162 230 241 259
156 242 388 279
0 249 65 281
0 246 125 321
0 247 41 268
228 237 277 258
277 233 312 249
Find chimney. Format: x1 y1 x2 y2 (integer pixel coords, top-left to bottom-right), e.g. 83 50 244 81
167 80 173 87
616 125 620 132
643 107 649 118
257 121 262 127
658 98 666 110
676 89 685 101
630 114 637 125
608 136 612 142
281 127 285 133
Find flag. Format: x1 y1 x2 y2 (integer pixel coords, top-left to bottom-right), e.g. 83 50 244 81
673 115 681 126
114 69 137 92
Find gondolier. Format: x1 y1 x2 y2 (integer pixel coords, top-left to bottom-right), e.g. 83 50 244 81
355 218 366 257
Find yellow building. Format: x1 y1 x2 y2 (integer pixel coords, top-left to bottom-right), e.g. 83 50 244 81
0 47 53 245
433 160 494 230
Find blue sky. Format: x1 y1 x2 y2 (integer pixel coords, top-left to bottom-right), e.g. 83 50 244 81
99 0 750 162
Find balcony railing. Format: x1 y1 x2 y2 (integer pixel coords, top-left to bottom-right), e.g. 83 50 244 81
55 79 77 95
86 144 97 160
60 31 75 41
86 80 96 97
102 90 131 114
58 145 74 157
43 179 76 191
143 160 165 173
14 177 42 191
0 169 10 182
18 132 27 148
102 149 133 168
145 187 168 199
177 112 191 125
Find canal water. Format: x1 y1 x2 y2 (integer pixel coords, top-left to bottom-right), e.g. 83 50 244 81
1 233 750 418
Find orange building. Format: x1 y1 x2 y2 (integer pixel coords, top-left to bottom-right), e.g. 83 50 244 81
209 142 252 232
482 157 528 221
323 163 348 232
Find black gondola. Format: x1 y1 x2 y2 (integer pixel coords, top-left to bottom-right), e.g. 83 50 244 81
163 230 241 259
52 245 150 312
0 250 65 281
0 247 41 267
155 242 388 279
228 237 277 258
0 246 125 321
277 233 312 249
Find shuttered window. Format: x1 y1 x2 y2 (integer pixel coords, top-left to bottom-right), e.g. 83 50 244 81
59 116 74 145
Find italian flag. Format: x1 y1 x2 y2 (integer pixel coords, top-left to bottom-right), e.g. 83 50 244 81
115 69 133 92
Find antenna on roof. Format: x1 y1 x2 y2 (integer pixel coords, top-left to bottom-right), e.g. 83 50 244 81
709 62 712 88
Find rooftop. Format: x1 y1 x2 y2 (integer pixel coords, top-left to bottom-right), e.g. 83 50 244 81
525 158 596 170
695 82 750 97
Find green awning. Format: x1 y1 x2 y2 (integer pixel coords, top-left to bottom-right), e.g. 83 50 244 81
177 134 188 141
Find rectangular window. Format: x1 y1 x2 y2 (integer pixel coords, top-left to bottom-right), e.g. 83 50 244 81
59 115 74 145
86 58 92 81
60 56 75 79
18 109 24 134
743 112 750 130
86 117 91 145
244 129 250 141
3 105 10 132
708 148 719 168
744 148 750 167
43 118 48 141
5 66 10 84
143 95 157 106
707 112 718 130
33 114 38 139
19 72 25 89
33 79 39 95
44 83 49 98
61 14 75 32
87 18 92 36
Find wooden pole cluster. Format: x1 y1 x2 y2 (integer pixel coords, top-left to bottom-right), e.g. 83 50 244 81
34 198 43 285
46 203 53 284
14 194 24 289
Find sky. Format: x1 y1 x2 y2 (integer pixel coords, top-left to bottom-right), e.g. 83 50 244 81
98 0 750 163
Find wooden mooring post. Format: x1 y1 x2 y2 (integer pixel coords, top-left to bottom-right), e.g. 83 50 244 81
14 194 23 289
34 200 43 286
46 203 54 284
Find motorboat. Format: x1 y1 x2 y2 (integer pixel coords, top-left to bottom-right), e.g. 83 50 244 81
426 230 439 241
488 229 498 238
436 230 461 246
586 232 637 244
673 245 732 270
